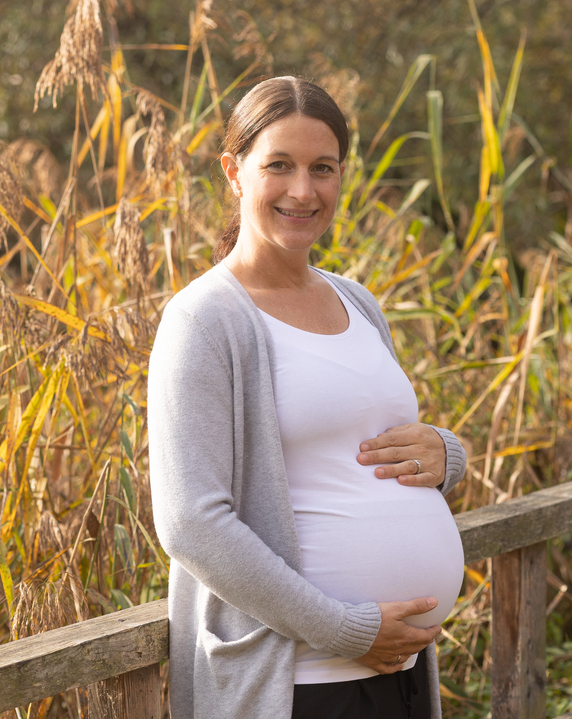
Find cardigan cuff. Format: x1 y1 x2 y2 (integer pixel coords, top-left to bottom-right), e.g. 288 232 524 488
429 425 467 496
325 602 381 659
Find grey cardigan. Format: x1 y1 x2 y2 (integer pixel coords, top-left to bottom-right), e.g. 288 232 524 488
148 262 466 719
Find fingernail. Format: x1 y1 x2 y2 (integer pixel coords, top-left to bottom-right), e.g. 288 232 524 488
358 453 367 463
361 443 370 451
375 469 385 478
427 598 438 608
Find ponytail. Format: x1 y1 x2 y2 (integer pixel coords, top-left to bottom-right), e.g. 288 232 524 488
212 212 240 264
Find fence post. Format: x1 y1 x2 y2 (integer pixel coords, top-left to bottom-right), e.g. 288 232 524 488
491 542 546 719
88 663 161 719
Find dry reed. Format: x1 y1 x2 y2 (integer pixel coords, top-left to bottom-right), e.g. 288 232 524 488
0 149 23 253
136 90 174 194
34 0 106 110
1 2 571 717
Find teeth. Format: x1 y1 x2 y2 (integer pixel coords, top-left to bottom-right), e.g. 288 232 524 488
277 208 315 218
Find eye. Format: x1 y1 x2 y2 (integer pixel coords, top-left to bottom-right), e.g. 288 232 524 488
267 161 288 170
313 163 335 174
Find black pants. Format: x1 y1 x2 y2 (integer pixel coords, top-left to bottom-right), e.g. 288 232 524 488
291 649 431 719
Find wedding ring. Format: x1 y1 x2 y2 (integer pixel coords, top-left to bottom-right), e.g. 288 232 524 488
413 459 421 475
389 654 402 665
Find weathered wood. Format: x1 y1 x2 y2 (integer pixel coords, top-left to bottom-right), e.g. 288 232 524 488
0 599 168 713
88 664 161 719
492 543 546 719
124 663 162 719
456 482 572 564
88 675 125 719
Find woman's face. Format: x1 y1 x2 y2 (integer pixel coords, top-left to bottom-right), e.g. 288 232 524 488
222 114 344 258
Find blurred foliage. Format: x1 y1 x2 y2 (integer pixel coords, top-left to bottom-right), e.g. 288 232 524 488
1 0 572 717
2 0 572 258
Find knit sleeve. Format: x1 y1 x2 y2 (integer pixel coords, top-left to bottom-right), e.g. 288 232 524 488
148 301 381 659
429 425 467 495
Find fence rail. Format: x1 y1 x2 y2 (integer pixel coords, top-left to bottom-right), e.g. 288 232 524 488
2 481 572 718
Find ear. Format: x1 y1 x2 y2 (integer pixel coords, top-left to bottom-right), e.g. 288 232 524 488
340 161 346 179
221 152 242 198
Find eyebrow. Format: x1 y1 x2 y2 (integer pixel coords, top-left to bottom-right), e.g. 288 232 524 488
270 151 340 164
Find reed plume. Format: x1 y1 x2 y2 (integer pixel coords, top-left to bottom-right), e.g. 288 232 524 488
34 0 106 110
136 90 173 194
0 147 23 252
113 196 150 295
11 580 83 641
8 139 62 200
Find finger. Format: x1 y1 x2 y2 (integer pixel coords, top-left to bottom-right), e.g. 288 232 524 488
358 446 423 466
394 596 438 620
374 459 427 478
359 425 416 452
373 662 406 675
355 657 408 675
397 472 441 488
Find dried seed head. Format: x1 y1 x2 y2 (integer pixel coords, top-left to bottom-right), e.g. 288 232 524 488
113 197 149 295
43 332 71 370
101 0 135 17
22 310 48 348
136 90 173 194
11 580 79 640
308 54 360 129
62 320 126 385
232 11 273 72
46 311 146 383
122 307 154 345
38 511 66 554
0 281 26 346
0 146 23 252
34 0 106 110
8 138 62 200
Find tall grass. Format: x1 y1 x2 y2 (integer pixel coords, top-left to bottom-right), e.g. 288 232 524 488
1 0 571 717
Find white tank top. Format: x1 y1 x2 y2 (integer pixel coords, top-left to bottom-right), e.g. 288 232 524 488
259 277 464 684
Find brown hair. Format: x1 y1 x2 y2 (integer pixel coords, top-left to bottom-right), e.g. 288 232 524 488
213 76 349 263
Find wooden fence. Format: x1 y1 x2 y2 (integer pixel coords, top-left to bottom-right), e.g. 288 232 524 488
1 482 572 719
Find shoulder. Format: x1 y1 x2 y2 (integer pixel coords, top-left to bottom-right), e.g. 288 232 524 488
154 263 269 367
161 263 261 335
168 264 241 318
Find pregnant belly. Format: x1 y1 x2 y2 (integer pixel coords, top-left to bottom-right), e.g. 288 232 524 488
295 484 465 628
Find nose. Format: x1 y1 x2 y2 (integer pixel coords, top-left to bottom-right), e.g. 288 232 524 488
287 169 317 204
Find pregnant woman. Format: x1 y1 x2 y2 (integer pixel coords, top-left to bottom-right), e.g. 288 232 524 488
148 76 466 719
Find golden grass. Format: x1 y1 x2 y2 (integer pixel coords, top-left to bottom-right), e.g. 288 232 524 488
0 1 571 717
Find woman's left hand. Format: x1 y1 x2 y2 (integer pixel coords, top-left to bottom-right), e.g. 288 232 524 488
357 422 446 488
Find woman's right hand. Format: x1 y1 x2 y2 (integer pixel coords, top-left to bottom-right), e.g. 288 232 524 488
354 597 441 674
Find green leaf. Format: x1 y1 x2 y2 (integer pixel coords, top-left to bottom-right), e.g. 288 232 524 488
498 30 526 142
119 430 134 462
427 90 454 231
367 54 434 157
108 496 169 573
88 588 117 614
120 467 137 514
358 131 429 210
122 393 141 416
110 588 134 610
114 523 135 575
504 154 536 199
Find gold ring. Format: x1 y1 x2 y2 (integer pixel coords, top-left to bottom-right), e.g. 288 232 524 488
413 459 421 475
389 654 402 665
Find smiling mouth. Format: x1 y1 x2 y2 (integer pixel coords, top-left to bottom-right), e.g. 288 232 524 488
275 208 318 218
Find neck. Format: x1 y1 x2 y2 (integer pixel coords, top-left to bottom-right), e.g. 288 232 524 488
224 234 313 290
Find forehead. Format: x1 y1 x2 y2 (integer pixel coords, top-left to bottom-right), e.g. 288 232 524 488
249 114 340 159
